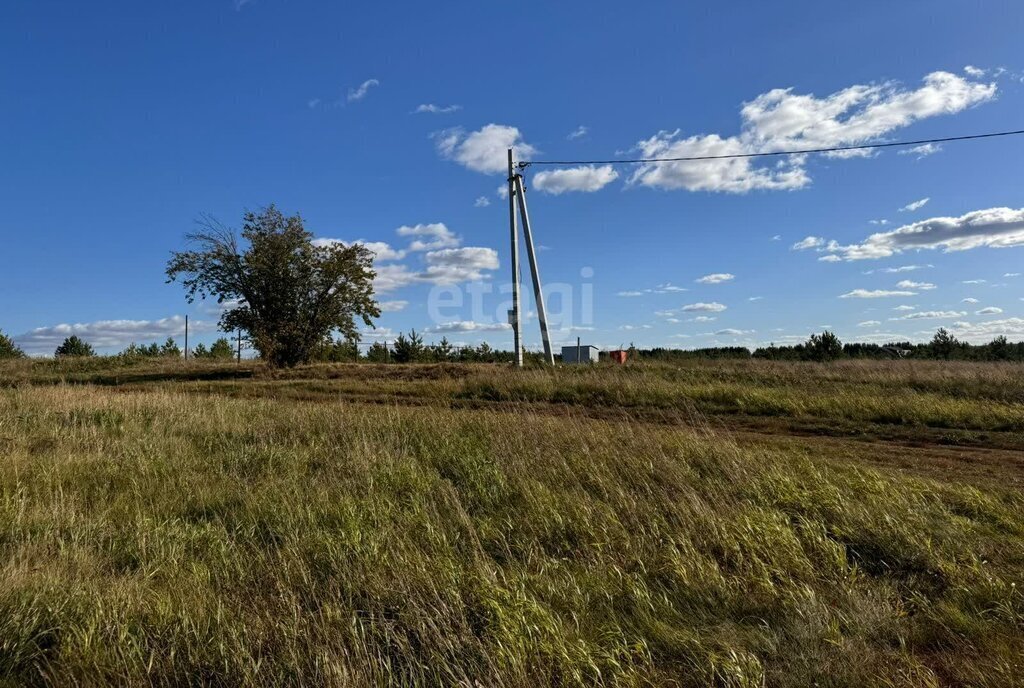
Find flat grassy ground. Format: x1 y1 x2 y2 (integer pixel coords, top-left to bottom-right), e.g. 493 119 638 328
0 359 1022 686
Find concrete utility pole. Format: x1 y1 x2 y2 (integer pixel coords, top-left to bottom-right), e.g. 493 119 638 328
513 172 555 365
508 149 523 367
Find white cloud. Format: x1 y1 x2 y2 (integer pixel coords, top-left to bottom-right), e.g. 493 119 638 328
869 219 890 226
748 296 764 301
962 298 979 304
307 98 321 109
964 65 986 78
948 317 1024 343
963 279 988 284
373 264 421 292
567 125 588 140
628 130 809 192
496 184 509 200
858 320 882 327
893 305 916 311
360 327 395 340
792 236 825 250
818 255 841 263
619 324 653 331
628 71 995 193
771 234 781 241
714 328 753 336
473 196 490 208
895 310 966 320
898 143 942 158
435 124 537 174
14 315 213 355
425 321 511 334
695 273 735 284
379 300 408 313
347 79 379 102
533 165 619 195
868 264 930 274
820 207 1024 261
840 289 917 298
312 238 407 262
977 307 1003 315
681 302 727 312
1005 272 1021 277
619 283 688 298
396 223 460 252
899 197 930 212
372 244 500 292
318 223 498 294
896 280 936 290
421 247 499 284
414 103 461 114
690 316 717 322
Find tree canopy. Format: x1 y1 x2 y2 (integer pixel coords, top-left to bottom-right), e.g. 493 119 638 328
0 330 25 359
166 206 380 367
55 336 95 358
805 331 843 362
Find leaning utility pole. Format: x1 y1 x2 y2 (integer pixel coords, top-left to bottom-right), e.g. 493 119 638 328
507 148 555 366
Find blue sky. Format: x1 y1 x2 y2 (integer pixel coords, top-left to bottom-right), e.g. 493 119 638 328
3 1 1024 355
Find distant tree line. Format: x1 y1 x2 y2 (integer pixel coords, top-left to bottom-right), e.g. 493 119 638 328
0 332 238 361
629 329 1024 363
312 330 535 364
4 326 1024 365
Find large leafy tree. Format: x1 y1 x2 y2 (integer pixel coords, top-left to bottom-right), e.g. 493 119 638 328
166 206 380 367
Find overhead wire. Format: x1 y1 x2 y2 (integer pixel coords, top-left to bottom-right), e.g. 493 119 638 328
516 129 1024 168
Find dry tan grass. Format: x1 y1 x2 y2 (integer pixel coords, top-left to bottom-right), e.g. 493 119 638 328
0 378 1022 685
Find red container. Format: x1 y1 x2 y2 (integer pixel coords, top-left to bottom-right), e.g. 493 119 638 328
609 350 628 364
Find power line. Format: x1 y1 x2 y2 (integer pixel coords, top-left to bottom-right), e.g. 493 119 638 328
517 128 1024 168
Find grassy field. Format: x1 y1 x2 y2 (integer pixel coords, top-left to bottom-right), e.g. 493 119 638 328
1 358 1022 685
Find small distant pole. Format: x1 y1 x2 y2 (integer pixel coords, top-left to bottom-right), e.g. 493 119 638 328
577 336 581 365
184 315 189 361
237 329 242 363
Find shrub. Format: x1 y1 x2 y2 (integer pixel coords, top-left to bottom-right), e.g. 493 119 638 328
0 330 25 359
804 331 843 362
392 330 425 363
55 336 95 358
209 337 235 359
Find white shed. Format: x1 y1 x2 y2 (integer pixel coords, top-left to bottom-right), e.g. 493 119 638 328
561 344 600 364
